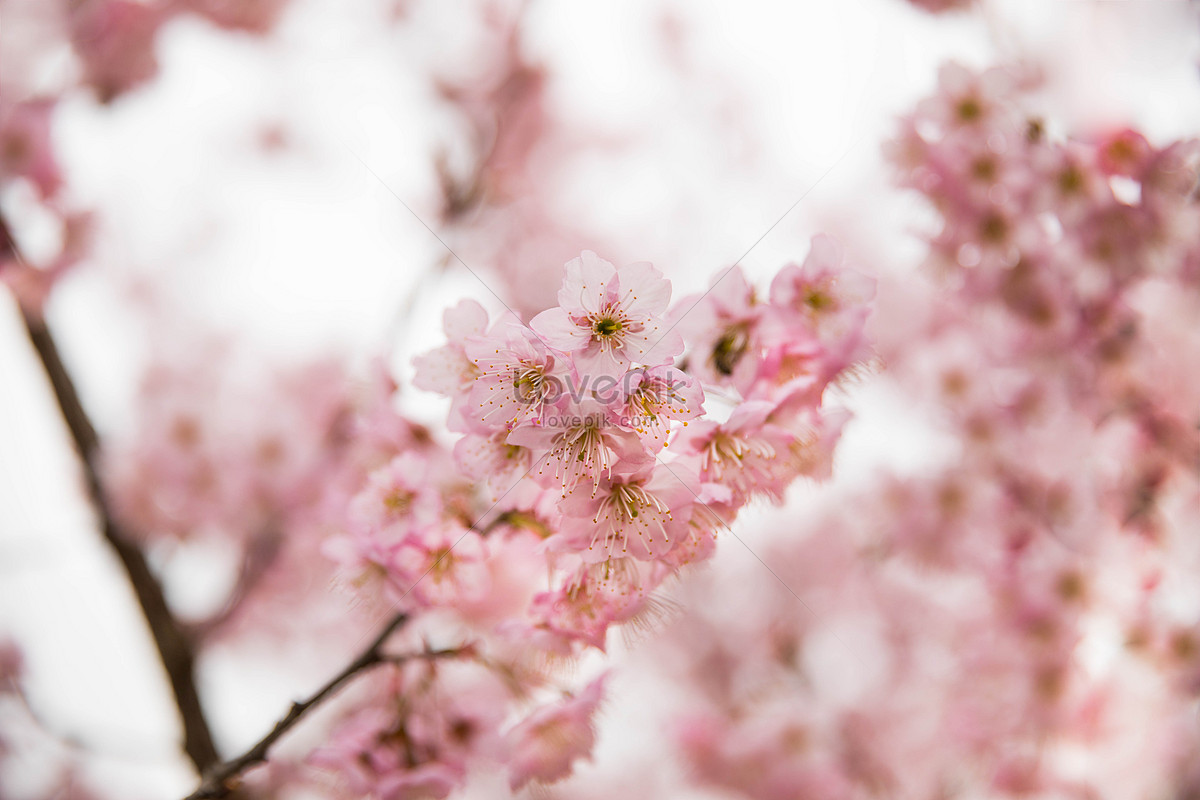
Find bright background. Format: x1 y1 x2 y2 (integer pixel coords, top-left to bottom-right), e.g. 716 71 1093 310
1 0 1198 796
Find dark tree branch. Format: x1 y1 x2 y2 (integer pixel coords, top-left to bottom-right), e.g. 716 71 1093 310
7 217 220 774
183 613 462 800
20 310 222 772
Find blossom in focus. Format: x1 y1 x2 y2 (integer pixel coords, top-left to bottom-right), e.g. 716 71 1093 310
556 464 698 563
531 251 683 377
465 321 568 431
506 398 651 496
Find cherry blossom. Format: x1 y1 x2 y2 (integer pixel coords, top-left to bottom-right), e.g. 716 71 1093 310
505 398 651 496
12 3 1198 799
464 321 567 431
530 251 683 377
506 675 607 790
557 464 698 563
672 265 769 394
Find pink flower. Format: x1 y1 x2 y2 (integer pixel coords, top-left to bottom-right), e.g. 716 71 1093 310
769 235 875 347
450 528 545 627
610 365 705 445
452 430 533 497
673 265 770 395
350 454 443 530
531 252 682 377
678 400 795 504
412 299 489 393
412 299 489 431
403 670 511 766
1095 129 1154 178
556 464 697 563
312 707 463 800
507 398 651 496
392 523 491 609
655 481 733 569
463 321 568 431
506 675 607 790
915 62 1019 136
528 559 656 650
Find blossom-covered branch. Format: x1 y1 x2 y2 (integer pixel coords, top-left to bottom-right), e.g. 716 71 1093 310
183 613 468 800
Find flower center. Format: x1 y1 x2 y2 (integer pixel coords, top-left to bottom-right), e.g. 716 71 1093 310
589 484 673 555
703 431 776 480
803 283 837 313
513 366 546 404
710 324 751 376
428 546 455 580
593 317 623 337
549 414 614 493
383 489 414 514
610 484 666 520
956 97 982 122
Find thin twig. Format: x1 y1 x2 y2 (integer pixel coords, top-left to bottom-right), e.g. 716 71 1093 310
183 613 456 800
6 214 222 774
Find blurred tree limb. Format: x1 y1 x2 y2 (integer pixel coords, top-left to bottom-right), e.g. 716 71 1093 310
4 214 221 774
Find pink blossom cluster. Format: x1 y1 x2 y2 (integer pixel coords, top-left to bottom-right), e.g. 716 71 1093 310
310 664 607 796
649 62 1200 800
308 246 872 795
103 352 434 644
398 247 870 620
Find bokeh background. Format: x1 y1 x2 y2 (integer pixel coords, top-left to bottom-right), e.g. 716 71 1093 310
2 0 1199 797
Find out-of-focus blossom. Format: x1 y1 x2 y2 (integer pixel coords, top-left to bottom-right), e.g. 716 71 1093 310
0 100 61 199
646 58 1200 800
69 0 165 102
905 0 973 13
0 640 22 691
506 674 607 790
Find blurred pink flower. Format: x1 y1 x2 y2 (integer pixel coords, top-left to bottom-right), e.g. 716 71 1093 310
506 674 607 790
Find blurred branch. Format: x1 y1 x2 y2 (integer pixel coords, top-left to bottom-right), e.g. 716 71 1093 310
185 527 284 643
5 214 221 774
183 613 466 800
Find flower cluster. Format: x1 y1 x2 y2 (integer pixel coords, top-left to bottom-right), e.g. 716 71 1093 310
307 246 871 796
644 61 1200 800
102 350 434 644
396 246 870 612
11 0 1198 798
